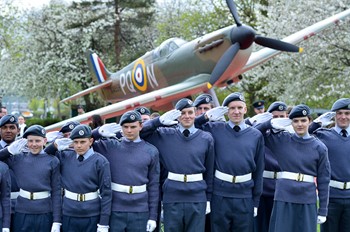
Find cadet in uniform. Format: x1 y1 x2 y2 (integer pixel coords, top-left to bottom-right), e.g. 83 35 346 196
254 102 287 232
141 98 215 232
59 120 80 138
135 106 152 122
253 100 265 115
193 94 214 116
256 104 330 232
49 124 112 232
0 125 61 232
0 114 20 230
193 94 214 232
309 98 350 232
196 92 264 232
93 110 160 232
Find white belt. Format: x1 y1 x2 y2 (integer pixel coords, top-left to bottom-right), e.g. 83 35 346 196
111 183 147 194
11 192 19 200
215 170 252 183
19 189 50 200
263 171 280 179
167 172 203 182
279 171 314 183
64 189 99 201
329 180 350 190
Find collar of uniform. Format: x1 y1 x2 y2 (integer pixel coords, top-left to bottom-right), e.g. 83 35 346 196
0 140 8 148
123 136 142 143
294 132 311 139
178 124 197 135
228 121 247 131
76 147 94 160
334 125 350 136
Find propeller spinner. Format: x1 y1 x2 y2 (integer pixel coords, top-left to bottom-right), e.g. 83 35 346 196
207 0 303 89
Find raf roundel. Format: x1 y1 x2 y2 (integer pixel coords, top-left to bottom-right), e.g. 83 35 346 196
79 130 85 136
132 59 148 92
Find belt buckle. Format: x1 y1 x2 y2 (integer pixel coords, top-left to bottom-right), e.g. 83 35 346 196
184 175 187 183
273 172 278 179
344 182 347 190
77 194 85 201
296 173 304 182
129 186 133 194
232 176 236 183
30 192 34 200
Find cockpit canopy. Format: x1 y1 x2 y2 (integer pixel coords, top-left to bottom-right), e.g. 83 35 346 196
153 38 187 58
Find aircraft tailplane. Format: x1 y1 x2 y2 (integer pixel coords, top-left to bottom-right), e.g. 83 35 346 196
87 50 112 84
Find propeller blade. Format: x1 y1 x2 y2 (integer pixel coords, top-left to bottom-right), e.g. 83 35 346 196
255 36 303 53
226 0 242 27
207 43 240 89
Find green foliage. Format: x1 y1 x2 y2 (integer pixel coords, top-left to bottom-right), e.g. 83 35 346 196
26 117 61 127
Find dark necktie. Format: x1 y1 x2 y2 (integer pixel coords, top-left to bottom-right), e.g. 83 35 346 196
183 129 190 137
78 155 84 162
233 125 241 132
341 129 347 137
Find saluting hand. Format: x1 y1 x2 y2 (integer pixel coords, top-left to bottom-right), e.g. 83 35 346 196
314 112 335 127
249 112 273 125
159 109 181 126
205 106 228 121
8 138 27 155
98 123 122 138
55 138 73 151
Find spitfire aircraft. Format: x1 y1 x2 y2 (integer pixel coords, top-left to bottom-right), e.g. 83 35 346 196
46 0 350 132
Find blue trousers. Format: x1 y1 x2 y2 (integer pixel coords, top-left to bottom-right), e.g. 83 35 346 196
269 201 317 232
254 195 274 232
110 211 148 232
62 215 99 232
321 198 350 232
163 202 206 232
13 212 53 232
211 195 254 232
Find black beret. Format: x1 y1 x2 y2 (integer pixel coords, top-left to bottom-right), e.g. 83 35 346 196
267 101 287 113
331 98 350 111
120 110 142 125
59 121 80 133
135 106 151 115
253 100 265 109
175 98 194 111
193 94 213 107
23 125 46 138
222 92 245 107
288 104 311 119
70 124 92 140
0 114 18 127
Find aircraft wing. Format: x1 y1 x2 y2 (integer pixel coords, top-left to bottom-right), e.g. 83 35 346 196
45 74 210 132
60 79 113 103
240 8 350 74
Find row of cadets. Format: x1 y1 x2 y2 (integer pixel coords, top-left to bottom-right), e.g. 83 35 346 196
0 124 61 232
254 104 330 232
139 98 215 232
195 92 265 232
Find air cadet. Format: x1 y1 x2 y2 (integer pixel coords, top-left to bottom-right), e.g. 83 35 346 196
0 125 62 232
92 110 160 232
253 100 265 115
253 102 287 232
309 98 350 232
59 120 80 138
0 115 22 230
47 124 112 232
195 92 264 232
135 106 152 122
141 98 215 232
255 104 330 232
193 94 214 232
0 160 10 232
193 94 214 116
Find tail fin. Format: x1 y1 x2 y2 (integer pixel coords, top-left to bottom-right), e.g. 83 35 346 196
86 50 112 84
